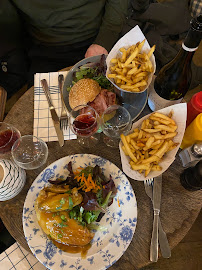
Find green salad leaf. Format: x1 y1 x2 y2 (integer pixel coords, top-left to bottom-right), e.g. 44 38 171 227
67 56 113 91
67 164 117 228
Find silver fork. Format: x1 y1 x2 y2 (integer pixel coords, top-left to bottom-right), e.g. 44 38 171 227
144 179 171 258
58 74 69 130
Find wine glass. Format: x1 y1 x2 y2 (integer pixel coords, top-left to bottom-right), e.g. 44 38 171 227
101 105 132 148
11 135 48 170
69 104 100 148
0 122 21 154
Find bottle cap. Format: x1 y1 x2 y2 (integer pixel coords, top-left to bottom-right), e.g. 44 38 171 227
181 113 202 149
191 91 202 111
191 143 202 158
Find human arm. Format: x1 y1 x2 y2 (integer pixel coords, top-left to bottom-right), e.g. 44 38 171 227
85 44 108 58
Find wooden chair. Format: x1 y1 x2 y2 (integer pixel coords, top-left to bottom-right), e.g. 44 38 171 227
0 87 7 121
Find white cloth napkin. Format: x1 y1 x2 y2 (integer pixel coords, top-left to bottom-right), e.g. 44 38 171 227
33 71 76 142
0 242 48 270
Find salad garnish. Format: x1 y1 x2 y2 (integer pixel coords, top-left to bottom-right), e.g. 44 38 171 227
67 55 113 91
48 162 117 227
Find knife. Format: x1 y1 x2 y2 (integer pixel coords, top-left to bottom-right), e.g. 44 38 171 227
41 79 64 147
150 174 162 262
158 216 171 258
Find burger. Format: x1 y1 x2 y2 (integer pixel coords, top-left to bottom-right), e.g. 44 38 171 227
69 78 116 115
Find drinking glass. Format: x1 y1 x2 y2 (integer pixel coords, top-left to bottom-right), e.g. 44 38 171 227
0 122 21 154
101 105 132 148
69 104 100 148
11 135 48 170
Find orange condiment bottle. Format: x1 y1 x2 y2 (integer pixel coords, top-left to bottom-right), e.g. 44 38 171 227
181 113 202 149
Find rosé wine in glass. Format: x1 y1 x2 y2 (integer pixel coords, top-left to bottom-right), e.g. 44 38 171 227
0 122 21 154
69 105 99 148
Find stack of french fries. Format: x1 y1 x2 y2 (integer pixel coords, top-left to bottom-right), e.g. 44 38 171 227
120 111 179 177
108 40 155 92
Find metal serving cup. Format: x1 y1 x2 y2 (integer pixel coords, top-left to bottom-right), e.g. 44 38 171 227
63 55 148 121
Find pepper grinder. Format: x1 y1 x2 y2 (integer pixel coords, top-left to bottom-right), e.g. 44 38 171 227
180 160 202 191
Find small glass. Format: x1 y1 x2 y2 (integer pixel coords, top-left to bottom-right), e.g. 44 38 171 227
0 122 21 154
11 135 48 170
69 104 100 148
101 105 132 148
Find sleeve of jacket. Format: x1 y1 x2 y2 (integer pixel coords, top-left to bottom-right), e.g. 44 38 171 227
94 0 129 52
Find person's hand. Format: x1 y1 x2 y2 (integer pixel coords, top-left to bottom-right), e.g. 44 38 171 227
85 44 108 58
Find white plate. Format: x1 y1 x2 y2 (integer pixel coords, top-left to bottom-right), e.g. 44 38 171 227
23 154 137 270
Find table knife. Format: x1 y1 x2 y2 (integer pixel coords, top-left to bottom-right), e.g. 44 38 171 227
150 174 162 262
158 217 171 258
41 79 64 147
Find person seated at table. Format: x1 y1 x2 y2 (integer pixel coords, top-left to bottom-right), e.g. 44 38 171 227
122 0 201 91
122 0 193 72
0 0 128 98
0 0 29 99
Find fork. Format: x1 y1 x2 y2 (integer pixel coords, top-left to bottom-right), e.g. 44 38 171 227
144 179 171 258
58 74 69 130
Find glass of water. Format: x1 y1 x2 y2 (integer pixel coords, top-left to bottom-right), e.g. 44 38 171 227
101 105 132 148
11 135 48 170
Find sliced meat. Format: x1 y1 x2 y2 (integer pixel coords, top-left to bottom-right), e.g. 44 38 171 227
106 91 116 106
37 188 83 212
88 89 116 115
36 210 94 246
88 92 108 115
35 187 94 246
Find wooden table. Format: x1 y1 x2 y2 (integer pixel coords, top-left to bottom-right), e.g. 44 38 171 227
0 87 7 121
0 82 202 270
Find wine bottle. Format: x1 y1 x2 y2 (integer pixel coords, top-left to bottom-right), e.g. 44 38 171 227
148 15 202 111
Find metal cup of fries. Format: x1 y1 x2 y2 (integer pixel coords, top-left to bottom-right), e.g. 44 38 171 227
119 103 187 181
106 25 156 95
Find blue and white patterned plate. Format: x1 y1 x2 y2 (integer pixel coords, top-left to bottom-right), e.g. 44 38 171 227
23 154 137 270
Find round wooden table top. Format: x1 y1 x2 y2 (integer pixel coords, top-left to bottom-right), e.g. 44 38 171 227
0 83 202 270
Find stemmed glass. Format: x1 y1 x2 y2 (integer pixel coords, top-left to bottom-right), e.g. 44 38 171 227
11 135 48 170
69 104 100 148
0 122 21 154
101 105 132 148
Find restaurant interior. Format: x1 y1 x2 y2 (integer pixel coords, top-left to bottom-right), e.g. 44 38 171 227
0 1 201 270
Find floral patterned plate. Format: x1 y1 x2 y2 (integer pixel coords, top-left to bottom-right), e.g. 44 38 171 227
23 154 137 270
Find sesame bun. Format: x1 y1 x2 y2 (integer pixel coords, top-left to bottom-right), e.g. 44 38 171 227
69 78 101 109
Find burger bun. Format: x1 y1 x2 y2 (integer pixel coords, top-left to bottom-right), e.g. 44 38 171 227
69 78 101 109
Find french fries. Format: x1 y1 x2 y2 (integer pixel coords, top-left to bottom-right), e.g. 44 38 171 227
108 41 155 92
120 111 179 177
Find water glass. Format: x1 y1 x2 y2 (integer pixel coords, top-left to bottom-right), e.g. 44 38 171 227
11 135 48 170
0 122 21 154
101 105 132 148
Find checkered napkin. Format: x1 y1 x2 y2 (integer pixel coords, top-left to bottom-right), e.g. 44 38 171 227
33 71 77 142
0 242 48 270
